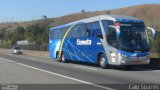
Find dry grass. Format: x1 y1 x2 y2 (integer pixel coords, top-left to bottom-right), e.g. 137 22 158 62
151 53 159 58
0 4 160 31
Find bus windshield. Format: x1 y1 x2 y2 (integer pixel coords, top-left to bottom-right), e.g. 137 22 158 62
119 23 150 52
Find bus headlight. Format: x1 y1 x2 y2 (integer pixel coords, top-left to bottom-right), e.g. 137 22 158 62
118 53 127 58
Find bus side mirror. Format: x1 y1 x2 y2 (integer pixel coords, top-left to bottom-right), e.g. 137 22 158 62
147 27 156 41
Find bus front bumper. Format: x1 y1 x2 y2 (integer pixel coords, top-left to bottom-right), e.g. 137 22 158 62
119 56 150 65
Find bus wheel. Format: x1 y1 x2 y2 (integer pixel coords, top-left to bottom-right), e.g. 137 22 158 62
99 54 108 69
61 52 66 63
56 53 62 62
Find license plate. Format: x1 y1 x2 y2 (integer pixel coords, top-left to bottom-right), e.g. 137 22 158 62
135 61 141 64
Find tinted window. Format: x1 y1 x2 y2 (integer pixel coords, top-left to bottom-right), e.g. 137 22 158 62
102 20 115 34
54 22 103 39
119 23 149 52
102 20 118 48
61 28 67 38
57 29 61 38
76 25 81 37
52 30 55 39
66 27 73 38
90 21 103 38
69 26 77 38
86 24 91 36
52 27 69 39
67 24 88 38
106 27 118 48
54 30 59 38
81 24 87 37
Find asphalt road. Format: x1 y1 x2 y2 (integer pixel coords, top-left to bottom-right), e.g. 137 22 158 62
0 51 160 90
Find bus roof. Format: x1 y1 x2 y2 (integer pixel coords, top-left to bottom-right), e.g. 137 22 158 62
50 15 143 30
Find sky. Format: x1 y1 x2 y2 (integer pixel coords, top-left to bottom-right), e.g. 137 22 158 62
0 0 160 22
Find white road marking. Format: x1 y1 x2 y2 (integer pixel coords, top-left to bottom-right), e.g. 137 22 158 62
26 54 50 59
35 56 50 59
75 65 97 71
0 57 115 90
28 58 36 60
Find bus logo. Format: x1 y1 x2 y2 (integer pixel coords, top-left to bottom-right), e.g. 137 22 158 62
77 39 92 45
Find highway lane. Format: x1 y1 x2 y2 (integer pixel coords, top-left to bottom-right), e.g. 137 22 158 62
0 51 160 90
0 52 113 90
0 58 81 84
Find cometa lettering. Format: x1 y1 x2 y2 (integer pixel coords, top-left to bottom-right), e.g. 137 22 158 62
77 39 92 45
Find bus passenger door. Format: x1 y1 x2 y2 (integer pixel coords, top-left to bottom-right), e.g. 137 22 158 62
106 26 120 65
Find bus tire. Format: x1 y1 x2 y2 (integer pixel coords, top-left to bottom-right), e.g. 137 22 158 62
56 53 62 62
61 52 66 63
124 66 132 69
99 54 108 69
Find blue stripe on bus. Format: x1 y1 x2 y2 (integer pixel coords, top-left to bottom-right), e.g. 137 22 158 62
49 37 109 64
117 50 150 57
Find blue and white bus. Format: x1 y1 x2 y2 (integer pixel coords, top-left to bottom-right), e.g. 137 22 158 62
49 15 156 69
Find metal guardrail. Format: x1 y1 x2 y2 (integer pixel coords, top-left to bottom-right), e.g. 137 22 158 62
0 44 49 51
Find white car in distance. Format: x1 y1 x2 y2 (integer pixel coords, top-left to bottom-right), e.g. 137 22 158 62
11 46 23 55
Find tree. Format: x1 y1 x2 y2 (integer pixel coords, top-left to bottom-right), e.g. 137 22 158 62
24 20 49 45
10 26 26 45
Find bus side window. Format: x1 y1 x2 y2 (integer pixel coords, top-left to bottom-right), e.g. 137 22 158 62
58 29 62 38
81 24 87 37
86 23 91 36
91 21 103 39
54 29 59 39
77 25 81 37
72 25 78 38
67 26 74 38
60 28 64 38
102 20 114 34
53 30 56 39
72 25 84 38
61 28 67 38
